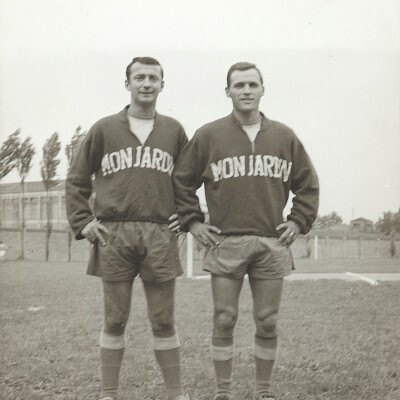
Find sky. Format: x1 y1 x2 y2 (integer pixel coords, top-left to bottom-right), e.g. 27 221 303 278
0 0 399 223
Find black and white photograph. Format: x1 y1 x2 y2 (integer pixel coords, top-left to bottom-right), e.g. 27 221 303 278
0 1 399 399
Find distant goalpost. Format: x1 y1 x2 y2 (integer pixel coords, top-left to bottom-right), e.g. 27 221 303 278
186 232 194 278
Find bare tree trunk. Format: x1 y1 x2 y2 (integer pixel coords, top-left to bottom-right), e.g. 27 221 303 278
20 180 25 260
390 229 396 258
306 236 311 258
45 192 52 261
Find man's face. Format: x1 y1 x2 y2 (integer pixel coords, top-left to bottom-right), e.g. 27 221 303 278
225 68 264 113
125 62 164 106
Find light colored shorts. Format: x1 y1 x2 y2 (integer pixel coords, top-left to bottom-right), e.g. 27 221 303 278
203 235 293 280
88 221 183 282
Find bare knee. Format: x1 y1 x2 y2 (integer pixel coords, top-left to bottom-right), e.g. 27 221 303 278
104 312 129 335
255 309 278 337
147 301 175 337
103 280 132 336
150 317 174 337
214 307 238 335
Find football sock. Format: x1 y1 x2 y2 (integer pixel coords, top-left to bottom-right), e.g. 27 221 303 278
212 336 234 396
100 330 125 399
254 335 277 397
153 334 183 400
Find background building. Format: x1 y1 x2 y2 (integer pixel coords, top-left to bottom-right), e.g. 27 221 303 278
350 217 374 232
0 180 68 229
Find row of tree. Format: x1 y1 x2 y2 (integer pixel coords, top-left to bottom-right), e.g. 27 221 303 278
313 210 400 234
375 210 400 235
0 127 87 260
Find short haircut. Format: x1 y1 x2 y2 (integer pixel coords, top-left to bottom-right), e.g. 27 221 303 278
126 57 164 81
226 62 263 87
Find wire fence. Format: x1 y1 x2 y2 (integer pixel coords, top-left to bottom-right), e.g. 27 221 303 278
0 228 398 276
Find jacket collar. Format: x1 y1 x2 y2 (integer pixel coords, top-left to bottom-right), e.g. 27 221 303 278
119 105 160 127
229 112 271 131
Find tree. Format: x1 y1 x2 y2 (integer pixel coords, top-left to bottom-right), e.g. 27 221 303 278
0 130 20 180
375 209 400 234
16 135 35 260
41 132 61 261
65 126 86 165
65 126 87 261
313 211 343 230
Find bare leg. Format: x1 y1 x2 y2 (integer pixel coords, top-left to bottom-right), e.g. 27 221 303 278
211 274 244 398
100 279 133 400
143 279 183 400
249 278 283 398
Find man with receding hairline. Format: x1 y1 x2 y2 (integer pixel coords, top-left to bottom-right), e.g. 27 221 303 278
66 57 189 400
173 61 319 400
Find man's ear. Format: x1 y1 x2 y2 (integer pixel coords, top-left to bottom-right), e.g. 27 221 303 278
225 86 230 98
125 79 130 91
160 80 164 92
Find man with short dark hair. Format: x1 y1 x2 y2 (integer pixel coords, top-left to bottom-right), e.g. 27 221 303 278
66 57 189 400
173 62 319 400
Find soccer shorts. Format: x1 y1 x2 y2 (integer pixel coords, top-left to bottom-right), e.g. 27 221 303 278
203 235 293 280
87 221 183 282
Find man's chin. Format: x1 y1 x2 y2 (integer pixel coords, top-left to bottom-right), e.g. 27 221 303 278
237 106 257 113
136 98 157 106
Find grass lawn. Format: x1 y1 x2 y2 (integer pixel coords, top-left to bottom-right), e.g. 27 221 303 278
292 258 400 274
191 257 400 276
0 260 399 400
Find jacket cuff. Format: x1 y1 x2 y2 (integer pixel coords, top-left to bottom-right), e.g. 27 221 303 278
180 213 205 232
287 214 308 234
73 215 95 240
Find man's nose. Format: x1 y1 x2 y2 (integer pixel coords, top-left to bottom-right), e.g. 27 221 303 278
143 77 151 87
243 84 251 93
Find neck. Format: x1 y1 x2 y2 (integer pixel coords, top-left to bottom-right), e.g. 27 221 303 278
128 103 156 119
233 109 261 125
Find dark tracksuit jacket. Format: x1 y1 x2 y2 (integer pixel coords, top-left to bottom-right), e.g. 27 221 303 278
173 113 319 237
66 106 188 240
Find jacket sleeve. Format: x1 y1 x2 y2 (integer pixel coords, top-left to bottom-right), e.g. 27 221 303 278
173 131 206 231
65 124 104 239
178 124 188 153
287 137 319 234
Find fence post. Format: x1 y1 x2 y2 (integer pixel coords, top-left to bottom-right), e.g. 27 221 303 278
376 237 380 257
18 194 23 226
187 232 193 278
37 195 41 228
343 235 347 257
314 235 318 260
326 236 330 258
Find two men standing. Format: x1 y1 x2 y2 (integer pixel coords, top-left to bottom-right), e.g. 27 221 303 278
66 58 318 400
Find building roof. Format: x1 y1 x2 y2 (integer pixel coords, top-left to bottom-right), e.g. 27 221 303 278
0 180 66 195
350 217 373 223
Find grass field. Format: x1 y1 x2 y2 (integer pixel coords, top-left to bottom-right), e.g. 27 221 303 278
0 260 399 400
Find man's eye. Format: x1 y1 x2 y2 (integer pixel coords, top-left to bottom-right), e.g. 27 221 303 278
250 83 258 87
235 84 244 88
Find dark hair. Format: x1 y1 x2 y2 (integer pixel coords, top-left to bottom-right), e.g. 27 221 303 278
126 57 164 80
226 62 263 87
